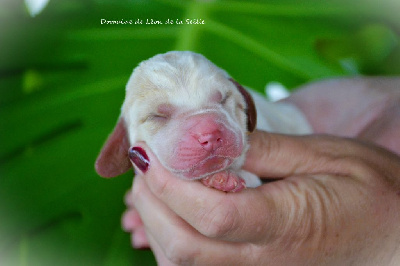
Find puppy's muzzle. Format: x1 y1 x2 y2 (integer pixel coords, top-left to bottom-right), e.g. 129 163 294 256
169 111 244 179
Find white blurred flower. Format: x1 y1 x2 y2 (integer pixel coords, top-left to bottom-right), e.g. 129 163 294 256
25 0 50 17
265 81 290 102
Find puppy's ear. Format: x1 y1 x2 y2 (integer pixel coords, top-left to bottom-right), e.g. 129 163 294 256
229 78 257 132
95 118 131 177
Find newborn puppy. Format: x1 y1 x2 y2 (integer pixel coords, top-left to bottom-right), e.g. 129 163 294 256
95 51 312 192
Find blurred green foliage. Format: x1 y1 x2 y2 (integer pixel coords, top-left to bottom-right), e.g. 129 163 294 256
0 0 399 265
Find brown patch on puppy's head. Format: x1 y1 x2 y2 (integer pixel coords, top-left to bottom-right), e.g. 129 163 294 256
229 78 257 133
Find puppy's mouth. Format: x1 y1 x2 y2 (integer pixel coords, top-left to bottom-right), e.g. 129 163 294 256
172 155 234 180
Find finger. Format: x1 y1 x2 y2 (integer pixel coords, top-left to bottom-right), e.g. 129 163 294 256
121 190 150 248
244 130 343 178
244 130 400 181
132 174 251 265
122 189 144 232
124 189 134 207
121 209 142 232
121 208 150 248
131 227 150 249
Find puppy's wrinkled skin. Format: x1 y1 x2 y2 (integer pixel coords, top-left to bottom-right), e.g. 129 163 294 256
96 51 312 192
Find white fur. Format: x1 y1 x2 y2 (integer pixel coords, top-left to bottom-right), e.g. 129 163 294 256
121 51 312 188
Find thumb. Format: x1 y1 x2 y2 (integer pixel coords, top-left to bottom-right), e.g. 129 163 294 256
243 130 392 180
243 130 328 178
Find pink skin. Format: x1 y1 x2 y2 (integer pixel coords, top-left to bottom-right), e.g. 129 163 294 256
169 113 244 191
283 77 400 152
201 171 246 192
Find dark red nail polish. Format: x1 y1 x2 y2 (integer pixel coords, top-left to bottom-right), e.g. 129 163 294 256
129 147 150 173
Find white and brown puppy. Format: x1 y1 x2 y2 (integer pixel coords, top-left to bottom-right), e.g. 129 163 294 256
95 51 312 192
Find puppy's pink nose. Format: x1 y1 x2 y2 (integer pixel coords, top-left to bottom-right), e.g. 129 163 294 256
196 131 223 151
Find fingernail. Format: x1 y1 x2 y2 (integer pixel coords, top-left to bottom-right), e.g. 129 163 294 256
129 147 150 173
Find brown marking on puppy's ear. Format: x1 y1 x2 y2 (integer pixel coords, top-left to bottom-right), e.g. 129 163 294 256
95 118 132 177
229 78 257 132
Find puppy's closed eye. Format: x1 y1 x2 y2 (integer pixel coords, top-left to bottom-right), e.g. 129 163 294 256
145 113 169 122
144 103 175 123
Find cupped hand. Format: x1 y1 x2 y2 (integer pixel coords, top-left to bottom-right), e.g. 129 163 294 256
123 131 400 265
122 77 400 265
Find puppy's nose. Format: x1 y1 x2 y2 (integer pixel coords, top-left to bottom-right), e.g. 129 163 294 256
196 130 223 151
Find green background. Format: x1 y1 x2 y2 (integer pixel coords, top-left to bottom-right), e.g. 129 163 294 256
1 0 399 265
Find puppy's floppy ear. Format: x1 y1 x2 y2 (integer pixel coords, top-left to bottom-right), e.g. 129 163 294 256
95 118 131 177
229 78 257 132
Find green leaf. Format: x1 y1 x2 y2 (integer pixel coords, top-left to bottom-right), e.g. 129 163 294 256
315 23 400 74
1 0 399 265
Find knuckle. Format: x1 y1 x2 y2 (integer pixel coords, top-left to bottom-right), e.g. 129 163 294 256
152 176 170 198
197 200 238 238
145 168 172 199
164 235 198 265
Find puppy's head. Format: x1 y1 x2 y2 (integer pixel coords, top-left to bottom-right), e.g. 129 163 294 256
95 51 256 179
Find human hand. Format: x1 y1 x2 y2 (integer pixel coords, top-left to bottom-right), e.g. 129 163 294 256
121 77 400 265
123 131 400 265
